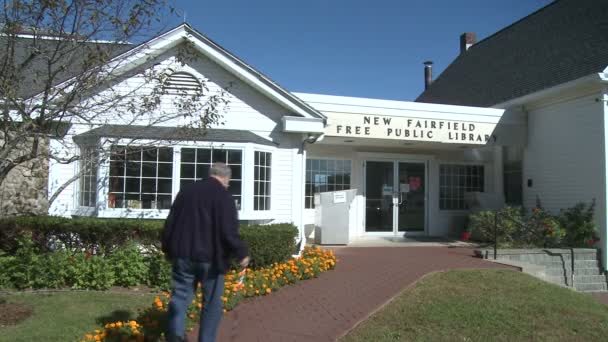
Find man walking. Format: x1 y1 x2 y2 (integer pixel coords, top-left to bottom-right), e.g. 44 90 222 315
162 162 250 342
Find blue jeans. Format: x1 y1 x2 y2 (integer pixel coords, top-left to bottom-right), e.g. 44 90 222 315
166 259 225 342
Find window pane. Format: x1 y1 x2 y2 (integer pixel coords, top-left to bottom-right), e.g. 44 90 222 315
141 178 156 193
213 149 227 163
110 161 124 177
142 163 156 177
142 148 157 162
181 163 195 178
158 179 172 194
228 150 242 164
196 164 210 179
157 195 173 209
125 178 140 193
197 149 211 163
229 180 242 196
141 194 155 209
231 166 242 180
181 148 196 163
125 162 140 177
110 177 124 193
158 148 173 162
157 163 172 178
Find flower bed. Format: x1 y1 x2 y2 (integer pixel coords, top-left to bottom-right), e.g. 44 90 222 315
80 246 336 341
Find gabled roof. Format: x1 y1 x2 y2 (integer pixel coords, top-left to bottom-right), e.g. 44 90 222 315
92 23 325 120
1 35 131 99
416 0 608 107
73 125 277 146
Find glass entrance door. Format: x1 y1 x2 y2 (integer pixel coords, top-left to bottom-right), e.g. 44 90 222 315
364 161 394 232
397 162 425 232
365 160 426 234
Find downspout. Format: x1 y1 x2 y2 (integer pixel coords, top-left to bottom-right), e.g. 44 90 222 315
296 133 323 255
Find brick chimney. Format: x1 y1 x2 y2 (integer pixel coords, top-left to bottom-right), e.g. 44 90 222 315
460 32 477 53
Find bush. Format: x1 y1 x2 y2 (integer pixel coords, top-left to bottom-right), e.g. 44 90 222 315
0 216 299 269
0 219 299 290
108 243 148 287
0 216 163 254
558 200 599 247
240 223 298 267
469 206 524 244
145 252 172 290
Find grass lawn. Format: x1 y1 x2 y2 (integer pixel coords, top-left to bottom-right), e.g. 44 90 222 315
341 269 608 342
0 291 156 342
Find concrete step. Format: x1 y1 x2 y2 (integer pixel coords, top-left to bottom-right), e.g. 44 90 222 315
545 267 602 276
576 282 608 292
526 260 600 269
545 275 570 286
575 275 608 284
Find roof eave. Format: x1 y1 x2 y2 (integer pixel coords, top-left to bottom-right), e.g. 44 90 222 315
493 72 608 109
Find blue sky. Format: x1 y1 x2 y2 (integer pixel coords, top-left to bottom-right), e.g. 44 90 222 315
164 0 552 101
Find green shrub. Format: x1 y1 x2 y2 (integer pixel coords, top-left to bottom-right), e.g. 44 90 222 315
468 207 524 244
145 252 172 290
240 223 298 267
0 216 164 254
558 200 599 247
0 220 299 290
108 243 148 287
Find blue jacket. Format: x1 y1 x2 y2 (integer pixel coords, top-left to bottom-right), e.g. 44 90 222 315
161 177 248 271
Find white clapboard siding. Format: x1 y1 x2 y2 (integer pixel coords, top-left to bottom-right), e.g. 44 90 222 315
271 148 295 223
523 94 604 213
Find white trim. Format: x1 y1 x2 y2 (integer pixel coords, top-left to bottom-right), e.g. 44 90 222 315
282 116 325 134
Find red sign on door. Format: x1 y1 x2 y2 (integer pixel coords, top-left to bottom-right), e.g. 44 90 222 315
409 176 421 191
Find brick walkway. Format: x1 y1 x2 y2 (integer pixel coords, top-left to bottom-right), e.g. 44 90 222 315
187 246 513 342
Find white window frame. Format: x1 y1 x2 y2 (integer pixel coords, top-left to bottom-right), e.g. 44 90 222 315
96 138 276 220
438 162 487 211
253 149 273 212
304 157 353 209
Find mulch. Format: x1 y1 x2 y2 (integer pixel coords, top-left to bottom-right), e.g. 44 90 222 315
0 299 33 327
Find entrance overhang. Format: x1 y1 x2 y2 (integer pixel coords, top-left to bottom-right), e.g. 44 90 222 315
293 93 527 148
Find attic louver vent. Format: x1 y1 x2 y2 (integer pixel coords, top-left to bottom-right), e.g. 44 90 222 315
163 72 202 95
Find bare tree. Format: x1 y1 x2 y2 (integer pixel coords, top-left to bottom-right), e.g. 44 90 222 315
0 0 231 213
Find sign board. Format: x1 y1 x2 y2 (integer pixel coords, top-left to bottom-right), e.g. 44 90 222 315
325 112 499 145
400 183 410 193
382 185 393 196
333 191 346 203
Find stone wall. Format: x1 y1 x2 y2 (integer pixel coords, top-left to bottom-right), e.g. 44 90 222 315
0 139 49 216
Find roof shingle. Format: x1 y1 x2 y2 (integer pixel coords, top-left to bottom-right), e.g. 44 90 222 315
415 0 608 107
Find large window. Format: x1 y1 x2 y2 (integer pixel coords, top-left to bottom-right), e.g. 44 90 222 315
254 151 271 210
503 146 523 206
305 159 352 209
79 147 98 207
439 164 484 210
180 148 243 209
108 146 173 209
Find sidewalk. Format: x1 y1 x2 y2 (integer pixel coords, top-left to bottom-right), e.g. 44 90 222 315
188 246 513 342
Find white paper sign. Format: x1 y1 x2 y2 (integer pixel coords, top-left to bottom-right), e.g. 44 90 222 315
333 191 346 203
400 183 410 193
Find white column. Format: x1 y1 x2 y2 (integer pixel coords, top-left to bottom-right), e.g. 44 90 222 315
291 147 307 254
601 89 608 271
